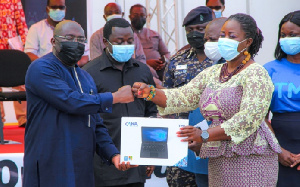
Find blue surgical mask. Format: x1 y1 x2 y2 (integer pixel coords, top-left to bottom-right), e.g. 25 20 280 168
280 37 300 55
105 14 123 21
213 10 222 18
49 9 65 22
106 40 134 63
218 38 247 61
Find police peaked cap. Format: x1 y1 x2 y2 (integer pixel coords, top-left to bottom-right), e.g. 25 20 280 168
183 6 213 27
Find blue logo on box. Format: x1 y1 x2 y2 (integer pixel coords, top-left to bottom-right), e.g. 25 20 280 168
124 156 128 161
125 122 138 127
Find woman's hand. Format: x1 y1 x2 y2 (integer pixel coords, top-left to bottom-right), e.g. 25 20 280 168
290 153 300 170
278 147 295 167
132 82 150 98
177 126 202 143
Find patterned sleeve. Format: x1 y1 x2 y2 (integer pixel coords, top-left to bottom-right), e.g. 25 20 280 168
158 66 211 115
14 0 28 45
221 65 274 144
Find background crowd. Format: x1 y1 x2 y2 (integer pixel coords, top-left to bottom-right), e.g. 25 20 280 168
0 0 299 186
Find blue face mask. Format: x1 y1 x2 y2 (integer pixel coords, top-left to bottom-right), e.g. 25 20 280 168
218 38 247 61
213 10 222 18
106 40 134 63
280 37 300 55
49 9 65 22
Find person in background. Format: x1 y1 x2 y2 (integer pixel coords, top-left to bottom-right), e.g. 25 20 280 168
264 10 300 187
129 4 170 81
89 2 162 87
184 17 227 187
132 13 281 186
206 0 225 18
89 2 145 63
24 20 135 187
0 0 28 127
203 17 226 65
24 0 89 67
84 18 157 187
163 6 214 187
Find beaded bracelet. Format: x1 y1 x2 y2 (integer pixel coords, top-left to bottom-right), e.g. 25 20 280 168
145 85 156 101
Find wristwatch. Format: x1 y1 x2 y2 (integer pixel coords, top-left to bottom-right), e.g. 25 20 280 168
200 130 209 143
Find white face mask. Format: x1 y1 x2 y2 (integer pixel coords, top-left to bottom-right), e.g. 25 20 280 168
204 42 222 62
105 14 123 21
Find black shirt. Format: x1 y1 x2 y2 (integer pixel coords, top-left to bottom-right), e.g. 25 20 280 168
83 51 157 186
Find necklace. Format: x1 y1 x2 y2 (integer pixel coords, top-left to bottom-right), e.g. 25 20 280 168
219 51 251 83
219 63 245 83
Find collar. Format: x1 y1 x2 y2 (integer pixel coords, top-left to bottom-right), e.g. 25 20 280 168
45 19 55 30
98 49 139 71
133 27 144 34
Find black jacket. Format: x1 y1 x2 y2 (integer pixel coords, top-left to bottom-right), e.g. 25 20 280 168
83 51 158 186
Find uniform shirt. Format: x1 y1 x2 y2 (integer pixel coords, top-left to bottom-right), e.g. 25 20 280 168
163 47 214 118
264 58 300 113
0 0 28 49
83 51 158 186
24 19 89 57
135 27 170 60
24 53 118 187
89 27 146 64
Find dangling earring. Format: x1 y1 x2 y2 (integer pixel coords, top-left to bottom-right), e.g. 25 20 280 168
242 51 251 64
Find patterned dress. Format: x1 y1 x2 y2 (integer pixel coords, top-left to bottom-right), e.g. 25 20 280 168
158 63 281 186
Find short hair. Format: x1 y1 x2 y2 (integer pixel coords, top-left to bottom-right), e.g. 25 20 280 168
103 18 132 40
47 0 50 6
227 13 263 57
275 10 300 60
206 0 225 6
130 4 147 14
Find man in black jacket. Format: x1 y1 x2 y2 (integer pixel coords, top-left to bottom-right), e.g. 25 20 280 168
83 18 157 187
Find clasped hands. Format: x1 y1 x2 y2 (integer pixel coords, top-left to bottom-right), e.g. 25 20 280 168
113 83 152 104
279 148 300 170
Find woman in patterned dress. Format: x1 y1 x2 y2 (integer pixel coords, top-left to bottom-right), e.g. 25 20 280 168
132 13 281 186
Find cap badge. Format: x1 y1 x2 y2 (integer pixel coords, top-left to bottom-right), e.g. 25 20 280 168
200 14 204 21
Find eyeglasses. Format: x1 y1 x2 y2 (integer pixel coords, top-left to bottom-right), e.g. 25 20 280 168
48 5 66 10
54 35 87 43
208 6 222 10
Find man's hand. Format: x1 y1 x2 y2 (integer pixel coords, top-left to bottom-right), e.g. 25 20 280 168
145 166 155 177
111 154 138 171
188 141 202 155
112 85 134 104
147 59 165 70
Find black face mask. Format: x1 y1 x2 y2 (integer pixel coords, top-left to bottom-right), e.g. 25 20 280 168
131 17 146 30
56 41 85 66
186 31 205 49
